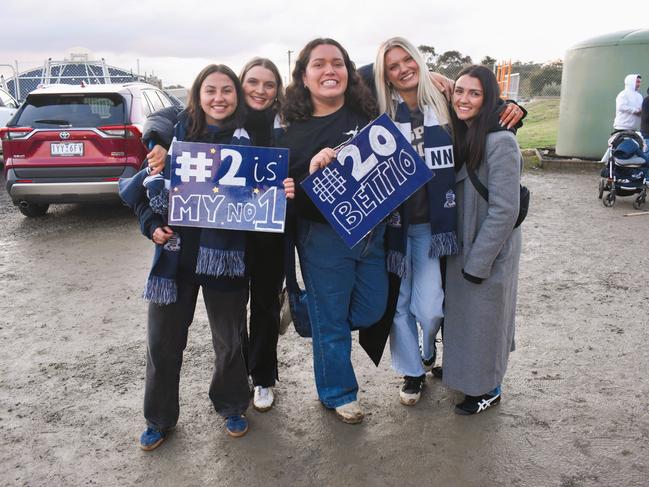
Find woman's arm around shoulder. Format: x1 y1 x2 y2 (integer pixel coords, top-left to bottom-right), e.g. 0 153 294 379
142 105 183 149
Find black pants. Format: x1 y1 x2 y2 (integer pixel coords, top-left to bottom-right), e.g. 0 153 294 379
144 281 249 430
244 232 285 387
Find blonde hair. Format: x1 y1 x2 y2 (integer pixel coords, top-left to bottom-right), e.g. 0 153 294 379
374 37 449 125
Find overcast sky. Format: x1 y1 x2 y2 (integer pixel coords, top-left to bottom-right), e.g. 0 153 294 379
1 0 646 87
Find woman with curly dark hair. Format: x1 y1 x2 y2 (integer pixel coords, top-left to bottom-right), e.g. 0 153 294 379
278 38 386 424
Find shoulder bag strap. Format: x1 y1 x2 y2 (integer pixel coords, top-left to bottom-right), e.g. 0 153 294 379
467 166 489 202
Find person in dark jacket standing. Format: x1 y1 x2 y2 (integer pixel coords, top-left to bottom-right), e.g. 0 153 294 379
143 58 287 413
130 63 294 449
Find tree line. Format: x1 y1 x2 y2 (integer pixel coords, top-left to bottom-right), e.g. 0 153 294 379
419 45 563 98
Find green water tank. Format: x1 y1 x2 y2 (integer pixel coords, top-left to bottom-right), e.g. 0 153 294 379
556 29 649 158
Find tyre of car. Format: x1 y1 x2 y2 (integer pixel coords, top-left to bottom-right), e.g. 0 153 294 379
18 202 49 217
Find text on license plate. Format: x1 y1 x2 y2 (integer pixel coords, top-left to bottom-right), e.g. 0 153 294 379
51 142 84 157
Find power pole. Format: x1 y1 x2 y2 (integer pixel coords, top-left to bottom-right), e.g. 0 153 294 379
287 50 293 84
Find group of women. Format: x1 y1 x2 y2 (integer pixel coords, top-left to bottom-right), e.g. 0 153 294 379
129 36 524 451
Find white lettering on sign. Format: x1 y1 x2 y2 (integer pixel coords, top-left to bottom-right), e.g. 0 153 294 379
331 151 416 233
170 194 201 222
219 148 246 186
338 124 398 181
312 167 347 204
254 161 278 182
255 187 284 231
200 194 226 222
175 151 213 182
424 145 454 169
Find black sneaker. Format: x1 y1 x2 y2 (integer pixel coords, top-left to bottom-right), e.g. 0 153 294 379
399 375 425 406
422 338 441 374
454 386 501 415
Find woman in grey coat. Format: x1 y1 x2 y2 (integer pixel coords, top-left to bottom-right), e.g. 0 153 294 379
443 65 522 415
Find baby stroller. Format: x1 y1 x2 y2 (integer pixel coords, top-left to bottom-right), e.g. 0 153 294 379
598 130 648 209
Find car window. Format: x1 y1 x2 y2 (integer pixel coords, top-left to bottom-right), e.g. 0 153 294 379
143 90 164 112
156 90 174 108
15 93 126 127
0 89 17 109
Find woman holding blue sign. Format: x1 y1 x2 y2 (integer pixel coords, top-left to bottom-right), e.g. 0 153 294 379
278 38 386 424
443 65 522 415
130 63 295 449
143 58 287 414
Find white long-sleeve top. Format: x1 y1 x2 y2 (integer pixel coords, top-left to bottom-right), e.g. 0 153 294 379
613 74 643 130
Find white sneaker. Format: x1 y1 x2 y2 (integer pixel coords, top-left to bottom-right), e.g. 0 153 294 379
334 400 364 424
253 386 274 412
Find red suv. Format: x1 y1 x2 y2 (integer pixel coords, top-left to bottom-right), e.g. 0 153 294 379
1 82 181 217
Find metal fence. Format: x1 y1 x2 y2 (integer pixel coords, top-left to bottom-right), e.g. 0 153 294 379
432 61 562 102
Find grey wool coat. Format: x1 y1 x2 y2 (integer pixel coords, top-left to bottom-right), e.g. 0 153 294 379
443 130 522 396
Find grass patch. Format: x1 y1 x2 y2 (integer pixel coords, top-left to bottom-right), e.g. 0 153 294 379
516 98 560 150
522 150 542 171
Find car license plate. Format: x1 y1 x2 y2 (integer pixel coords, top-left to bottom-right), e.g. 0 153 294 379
51 142 84 157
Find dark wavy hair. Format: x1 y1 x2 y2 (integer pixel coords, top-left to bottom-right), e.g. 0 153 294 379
450 64 501 171
281 38 377 123
186 64 247 140
239 57 284 113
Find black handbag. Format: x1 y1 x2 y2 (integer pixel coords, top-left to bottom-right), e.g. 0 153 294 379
467 166 529 228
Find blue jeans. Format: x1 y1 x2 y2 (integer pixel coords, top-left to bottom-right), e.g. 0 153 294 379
297 219 388 408
389 224 444 377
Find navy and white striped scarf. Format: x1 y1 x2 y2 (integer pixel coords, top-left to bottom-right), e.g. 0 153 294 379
120 123 251 304
386 98 459 277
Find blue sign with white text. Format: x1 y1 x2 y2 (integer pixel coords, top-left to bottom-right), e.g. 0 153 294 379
301 113 433 247
168 141 289 232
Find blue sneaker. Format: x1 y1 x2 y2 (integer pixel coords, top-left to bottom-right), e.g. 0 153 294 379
225 415 249 438
139 426 167 451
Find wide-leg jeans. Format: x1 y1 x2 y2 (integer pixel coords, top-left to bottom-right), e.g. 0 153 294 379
296 220 388 408
144 281 250 430
389 223 444 377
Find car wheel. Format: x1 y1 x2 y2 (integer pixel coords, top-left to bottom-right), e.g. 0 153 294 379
18 202 50 217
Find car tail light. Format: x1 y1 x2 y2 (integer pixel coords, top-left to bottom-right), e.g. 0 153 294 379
98 125 142 138
0 127 32 141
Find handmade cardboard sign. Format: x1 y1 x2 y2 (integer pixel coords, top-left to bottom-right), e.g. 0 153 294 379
168 142 289 232
301 113 433 247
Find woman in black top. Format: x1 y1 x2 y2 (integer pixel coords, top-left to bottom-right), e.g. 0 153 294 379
277 38 386 424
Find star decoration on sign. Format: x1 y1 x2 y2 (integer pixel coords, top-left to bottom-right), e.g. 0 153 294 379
173 187 179 192
253 188 260 195
212 186 219 193
210 148 216 154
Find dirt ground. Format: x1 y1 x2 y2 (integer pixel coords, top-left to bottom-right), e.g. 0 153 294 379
0 167 647 487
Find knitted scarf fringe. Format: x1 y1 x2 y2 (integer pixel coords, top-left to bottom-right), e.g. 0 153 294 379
195 247 245 277
143 276 177 305
387 250 406 278
428 231 459 258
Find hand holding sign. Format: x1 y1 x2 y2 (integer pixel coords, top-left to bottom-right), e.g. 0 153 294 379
301 114 433 248
309 148 338 174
